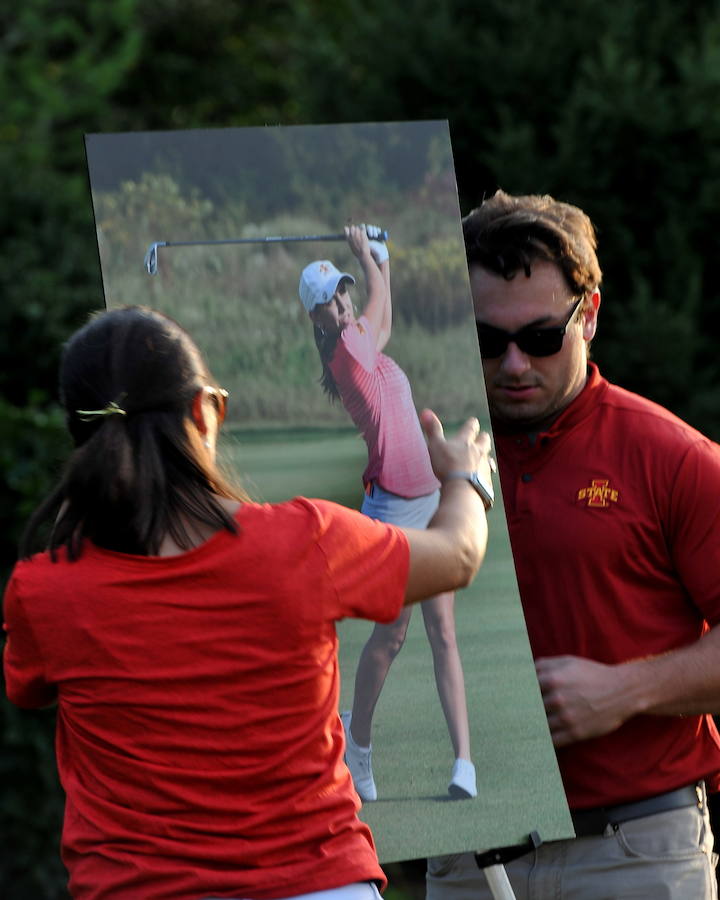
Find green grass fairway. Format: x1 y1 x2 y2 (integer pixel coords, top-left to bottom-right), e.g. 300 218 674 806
224 428 572 862
223 426 367 508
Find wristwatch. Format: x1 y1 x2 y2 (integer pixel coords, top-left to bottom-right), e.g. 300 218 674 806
444 470 494 511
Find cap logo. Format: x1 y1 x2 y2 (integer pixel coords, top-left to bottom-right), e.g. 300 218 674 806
318 263 330 274
577 478 619 508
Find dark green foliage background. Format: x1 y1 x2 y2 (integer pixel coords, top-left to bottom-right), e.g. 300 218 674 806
2 0 720 896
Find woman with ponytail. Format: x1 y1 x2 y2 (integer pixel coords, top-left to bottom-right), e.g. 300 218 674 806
23 307 244 560
4 305 492 900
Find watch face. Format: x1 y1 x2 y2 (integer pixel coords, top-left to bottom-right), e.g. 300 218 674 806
471 472 494 508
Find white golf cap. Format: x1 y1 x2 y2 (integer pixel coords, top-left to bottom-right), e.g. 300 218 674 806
299 260 355 313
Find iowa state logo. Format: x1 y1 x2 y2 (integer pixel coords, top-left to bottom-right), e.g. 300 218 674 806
577 478 619 508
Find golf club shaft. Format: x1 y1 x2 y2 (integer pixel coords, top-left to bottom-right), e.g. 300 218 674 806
144 227 389 275
165 231 387 247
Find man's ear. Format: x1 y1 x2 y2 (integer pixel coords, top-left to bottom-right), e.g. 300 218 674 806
583 289 601 342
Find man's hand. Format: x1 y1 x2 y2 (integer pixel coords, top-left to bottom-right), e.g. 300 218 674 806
535 655 636 747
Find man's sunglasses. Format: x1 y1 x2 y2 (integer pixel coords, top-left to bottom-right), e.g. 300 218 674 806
476 296 585 359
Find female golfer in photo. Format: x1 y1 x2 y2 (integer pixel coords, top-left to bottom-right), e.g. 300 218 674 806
299 225 485 802
3 306 492 900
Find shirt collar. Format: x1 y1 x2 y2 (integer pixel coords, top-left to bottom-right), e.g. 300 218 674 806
492 363 608 446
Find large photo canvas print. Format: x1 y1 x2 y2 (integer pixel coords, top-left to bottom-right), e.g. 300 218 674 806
85 120 573 862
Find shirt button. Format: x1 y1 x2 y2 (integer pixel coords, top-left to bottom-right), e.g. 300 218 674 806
521 473 533 483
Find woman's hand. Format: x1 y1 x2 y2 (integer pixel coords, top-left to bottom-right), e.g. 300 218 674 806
345 224 372 261
420 410 494 486
345 223 389 264
366 224 389 264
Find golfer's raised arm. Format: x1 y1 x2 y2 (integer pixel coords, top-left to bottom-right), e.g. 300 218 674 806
376 254 392 351
402 411 492 605
368 224 392 351
345 224 389 348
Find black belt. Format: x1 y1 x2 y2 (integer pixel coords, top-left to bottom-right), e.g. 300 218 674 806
571 783 703 838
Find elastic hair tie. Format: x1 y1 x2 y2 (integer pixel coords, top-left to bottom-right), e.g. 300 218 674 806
76 399 127 423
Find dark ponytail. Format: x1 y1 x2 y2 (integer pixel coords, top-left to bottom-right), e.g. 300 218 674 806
313 326 341 401
20 306 248 560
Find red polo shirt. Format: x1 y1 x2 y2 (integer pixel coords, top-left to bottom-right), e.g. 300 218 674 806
495 363 720 808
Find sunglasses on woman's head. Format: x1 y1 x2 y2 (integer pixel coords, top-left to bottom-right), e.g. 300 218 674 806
203 385 229 423
475 296 584 359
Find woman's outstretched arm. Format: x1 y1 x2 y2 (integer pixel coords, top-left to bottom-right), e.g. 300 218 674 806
402 412 492 605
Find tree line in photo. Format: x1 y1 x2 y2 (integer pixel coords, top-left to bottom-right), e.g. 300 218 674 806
91 166 479 427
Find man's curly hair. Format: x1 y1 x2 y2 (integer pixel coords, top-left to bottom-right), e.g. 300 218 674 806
462 189 602 297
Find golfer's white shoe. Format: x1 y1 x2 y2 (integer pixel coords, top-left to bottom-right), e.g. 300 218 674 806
340 711 377 802
448 758 477 799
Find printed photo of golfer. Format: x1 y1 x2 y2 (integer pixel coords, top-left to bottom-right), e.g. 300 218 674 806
299 224 478 803
84 121 573 862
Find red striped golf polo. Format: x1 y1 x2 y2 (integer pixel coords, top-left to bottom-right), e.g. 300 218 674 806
330 316 439 498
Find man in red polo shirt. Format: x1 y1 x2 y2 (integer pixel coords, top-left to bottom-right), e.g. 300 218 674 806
427 190 720 899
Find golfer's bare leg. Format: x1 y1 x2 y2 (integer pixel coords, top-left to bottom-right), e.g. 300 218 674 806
421 592 471 760
349 606 413 747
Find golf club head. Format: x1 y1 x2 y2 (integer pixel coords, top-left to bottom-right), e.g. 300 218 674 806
143 242 166 275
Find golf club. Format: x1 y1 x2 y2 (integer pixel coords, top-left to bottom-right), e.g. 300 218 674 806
143 227 389 275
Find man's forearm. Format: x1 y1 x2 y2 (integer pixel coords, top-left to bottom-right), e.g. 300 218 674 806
537 624 720 747
624 624 720 717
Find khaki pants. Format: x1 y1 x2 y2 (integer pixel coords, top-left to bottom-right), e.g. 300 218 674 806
427 800 718 900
